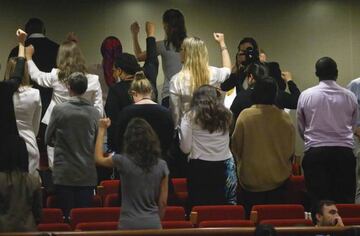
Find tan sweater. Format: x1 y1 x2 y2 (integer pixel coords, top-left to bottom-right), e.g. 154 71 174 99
231 104 295 192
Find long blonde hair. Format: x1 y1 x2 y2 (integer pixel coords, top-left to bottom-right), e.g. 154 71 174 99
181 37 210 93
4 57 31 87
57 41 87 83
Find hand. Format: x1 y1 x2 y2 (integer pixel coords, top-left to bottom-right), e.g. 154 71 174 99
16 29 27 45
66 32 79 43
99 118 111 129
25 45 35 60
213 32 225 45
281 71 293 82
146 21 155 37
130 22 140 35
334 216 344 227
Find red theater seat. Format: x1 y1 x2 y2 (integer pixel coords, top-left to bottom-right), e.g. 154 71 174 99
104 193 120 207
76 221 118 231
260 219 313 226
46 195 102 208
199 220 255 228
193 205 246 222
162 221 193 229
41 208 64 223
285 175 307 204
251 204 305 224
163 206 186 221
38 223 71 231
70 207 121 229
171 178 188 206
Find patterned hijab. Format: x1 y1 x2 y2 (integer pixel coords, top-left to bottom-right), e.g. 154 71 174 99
101 36 122 86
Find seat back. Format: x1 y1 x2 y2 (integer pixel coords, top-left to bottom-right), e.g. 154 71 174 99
104 193 120 207
337 204 360 218
193 205 245 223
70 207 120 229
162 221 193 229
76 222 118 231
41 208 64 223
199 220 254 228
100 180 120 195
163 206 186 221
252 204 305 223
38 223 71 231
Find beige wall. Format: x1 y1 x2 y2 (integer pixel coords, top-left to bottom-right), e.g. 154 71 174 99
0 0 359 154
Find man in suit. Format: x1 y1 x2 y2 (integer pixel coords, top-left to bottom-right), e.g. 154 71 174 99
8 18 59 156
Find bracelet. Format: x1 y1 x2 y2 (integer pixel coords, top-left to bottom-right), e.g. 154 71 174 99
220 46 227 51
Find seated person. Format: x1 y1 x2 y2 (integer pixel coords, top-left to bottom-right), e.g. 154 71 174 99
312 200 344 227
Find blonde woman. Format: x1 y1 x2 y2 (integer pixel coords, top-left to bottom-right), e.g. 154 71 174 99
4 58 41 177
169 33 231 127
26 40 103 167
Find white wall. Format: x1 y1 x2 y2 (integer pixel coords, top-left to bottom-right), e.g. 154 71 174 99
0 0 359 154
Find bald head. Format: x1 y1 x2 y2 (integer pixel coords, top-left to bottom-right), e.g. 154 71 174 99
315 57 338 81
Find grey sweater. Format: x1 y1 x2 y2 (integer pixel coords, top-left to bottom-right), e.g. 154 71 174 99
45 97 100 186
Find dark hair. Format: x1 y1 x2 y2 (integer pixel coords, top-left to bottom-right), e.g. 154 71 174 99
255 224 277 236
312 200 336 225
114 53 142 75
0 135 28 172
123 118 161 172
251 76 278 105
163 9 187 51
68 72 88 95
238 37 259 51
25 18 45 35
315 57 338 81
244 62 269 87
190 85 232 134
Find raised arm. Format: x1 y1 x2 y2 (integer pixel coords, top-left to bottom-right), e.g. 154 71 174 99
25 45 55 87
143 22 159 97
95 118 115 168
6 29 27 91
213 33 231 69
131 22 147 61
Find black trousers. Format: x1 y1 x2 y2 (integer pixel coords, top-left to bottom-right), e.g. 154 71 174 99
55 185 94 221
302 146 356 208
239 180 288 218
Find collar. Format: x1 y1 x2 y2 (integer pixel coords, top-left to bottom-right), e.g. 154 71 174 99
251 104 276 109
319 80 337 86
27 33 46 39
69 96 89 104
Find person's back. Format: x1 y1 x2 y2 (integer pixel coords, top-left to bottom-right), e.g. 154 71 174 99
234 104 294 191
0 134 42 232
298 81 356 149
113 154 168 229
0 171 41 232
116 104 174 154
48 99 99 186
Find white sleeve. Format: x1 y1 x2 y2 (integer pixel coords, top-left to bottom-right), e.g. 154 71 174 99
93 77 104 117
27 60 56 87
33 90 42 136
179 113 192 154
212 66 231 84
169 76 181 127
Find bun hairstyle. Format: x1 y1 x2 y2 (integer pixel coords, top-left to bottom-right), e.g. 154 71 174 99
129 71 154 97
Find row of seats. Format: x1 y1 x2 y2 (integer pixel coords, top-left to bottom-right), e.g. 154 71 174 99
38 204 360 231
44 176 306 208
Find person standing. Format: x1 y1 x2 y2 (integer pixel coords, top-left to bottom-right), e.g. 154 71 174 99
45 72 100 221
232 77 295 216
8 18 59 155
297 57 357 207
